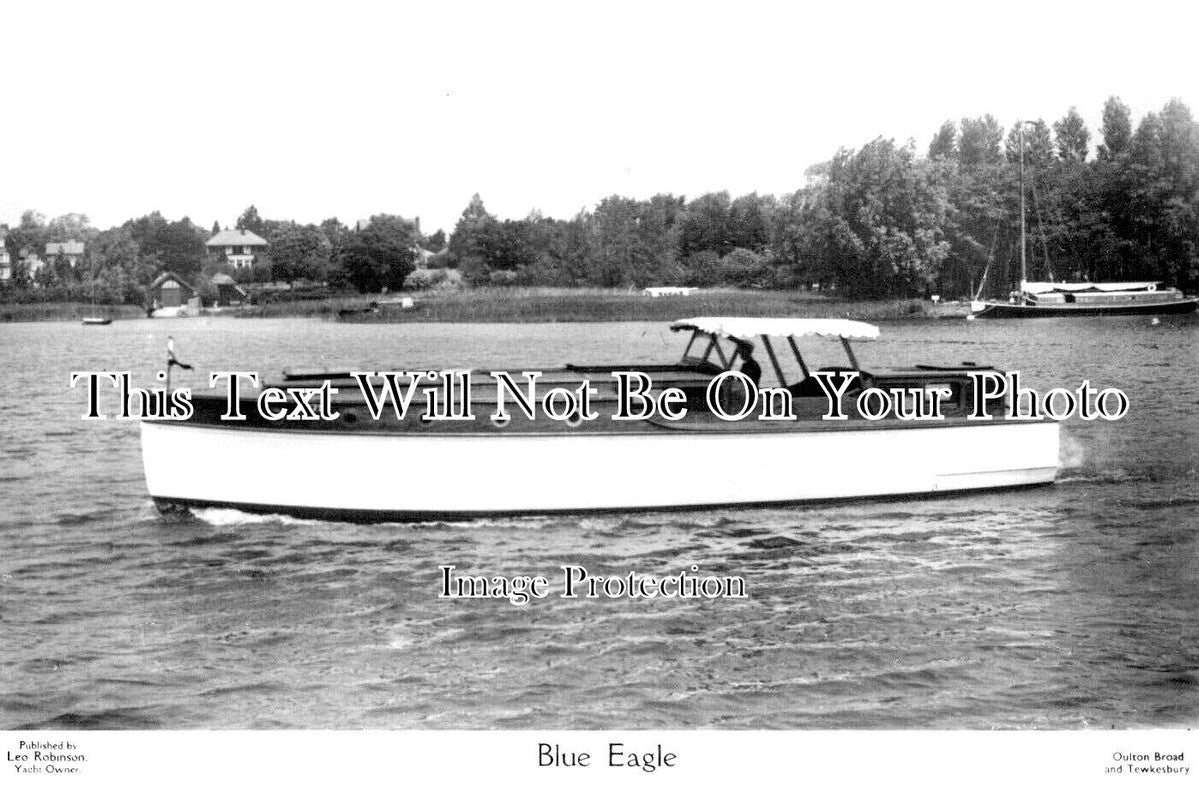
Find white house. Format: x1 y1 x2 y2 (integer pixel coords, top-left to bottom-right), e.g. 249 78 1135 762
0 231 10 282
206 228 269 271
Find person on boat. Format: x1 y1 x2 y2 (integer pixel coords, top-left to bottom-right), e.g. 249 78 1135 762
736 342 762 386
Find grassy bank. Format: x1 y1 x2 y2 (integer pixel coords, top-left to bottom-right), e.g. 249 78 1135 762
0 302 146 323
1 289 971 324
245 288 971 323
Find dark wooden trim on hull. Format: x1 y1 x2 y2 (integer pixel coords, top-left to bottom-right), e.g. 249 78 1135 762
152 482 1057 524
144 415 1055 436
975 298 1198 318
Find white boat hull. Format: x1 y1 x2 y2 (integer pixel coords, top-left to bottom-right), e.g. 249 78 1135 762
141 420 1060 520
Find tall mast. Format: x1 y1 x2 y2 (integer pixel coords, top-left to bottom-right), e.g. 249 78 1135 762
1018 121 1027 289
1016 122 1026 291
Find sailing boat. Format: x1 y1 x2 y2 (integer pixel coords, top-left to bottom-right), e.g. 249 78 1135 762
970 122 1197 318
82 262 113 325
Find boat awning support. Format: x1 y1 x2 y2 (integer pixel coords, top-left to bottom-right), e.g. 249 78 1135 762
681 329 700 359
786 335 809 381
840 337 860 371
709 336 730 369
758 335 787 387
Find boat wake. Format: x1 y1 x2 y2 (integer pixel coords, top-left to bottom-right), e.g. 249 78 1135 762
400 517 558 531
1055 467 1139 485
1059 431 1087 469
189 506 566 531
191 507 327 527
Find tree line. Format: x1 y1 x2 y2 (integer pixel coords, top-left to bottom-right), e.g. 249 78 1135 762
3 96 1196 304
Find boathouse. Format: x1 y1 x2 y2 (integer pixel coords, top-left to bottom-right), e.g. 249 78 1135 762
150 271 196 307
209 272 249 305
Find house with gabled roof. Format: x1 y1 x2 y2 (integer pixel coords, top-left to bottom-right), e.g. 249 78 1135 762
209 272 249 305
206 228 268 272
149 271 196 308
46 240 85 268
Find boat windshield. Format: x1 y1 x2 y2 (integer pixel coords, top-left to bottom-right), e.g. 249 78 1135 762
673 318 879 388
570 318 878 385
680 330 735 370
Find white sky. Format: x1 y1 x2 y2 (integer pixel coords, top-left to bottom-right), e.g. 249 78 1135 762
2 0 1195 235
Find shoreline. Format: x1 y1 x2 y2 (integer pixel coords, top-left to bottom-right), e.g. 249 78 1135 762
0 302 149 323
0 289 971 324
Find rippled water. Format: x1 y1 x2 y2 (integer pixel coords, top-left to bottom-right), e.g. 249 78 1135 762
1 315 1196 729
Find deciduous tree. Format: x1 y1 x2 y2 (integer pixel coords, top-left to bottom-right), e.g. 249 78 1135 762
341 215 420 292
1054 107 1090 161
236 205 264 235
959 116 1004 166
1098 96 1132 160
270 223 332 287
928 120 957 160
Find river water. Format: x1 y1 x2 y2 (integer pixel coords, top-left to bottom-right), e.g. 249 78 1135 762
1 315 1196 729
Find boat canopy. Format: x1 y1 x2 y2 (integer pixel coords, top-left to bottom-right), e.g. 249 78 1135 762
1021 281 1160 293
671 317 880 341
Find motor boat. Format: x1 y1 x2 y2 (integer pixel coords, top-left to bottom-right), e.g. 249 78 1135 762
140 318 1060 521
